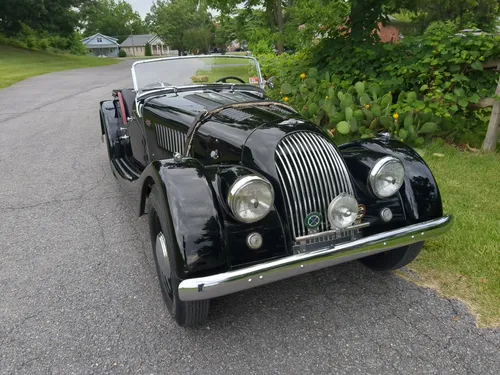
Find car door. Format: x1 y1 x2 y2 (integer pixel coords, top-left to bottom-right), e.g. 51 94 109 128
127 115 149 168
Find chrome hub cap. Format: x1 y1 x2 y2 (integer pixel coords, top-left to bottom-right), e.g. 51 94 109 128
155 232 172 295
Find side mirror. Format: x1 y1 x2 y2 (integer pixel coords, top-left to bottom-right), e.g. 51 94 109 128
266 76 278 89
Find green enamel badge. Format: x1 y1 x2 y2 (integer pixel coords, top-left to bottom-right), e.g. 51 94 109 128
304 212 322 229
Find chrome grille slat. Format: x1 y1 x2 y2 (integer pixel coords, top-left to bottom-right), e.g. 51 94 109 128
277 143 308 236
304 132 339 197
318 136 346 193
276 149 306 236
301 133 335 231
303 133 339 237
282 138 315 235
275 131 355 240
156 125 186 153
293 134 328 233
276 167 297 237
321 136 354 195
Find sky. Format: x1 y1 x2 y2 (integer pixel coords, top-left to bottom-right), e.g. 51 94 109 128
126 0 227 18
126 0 154 17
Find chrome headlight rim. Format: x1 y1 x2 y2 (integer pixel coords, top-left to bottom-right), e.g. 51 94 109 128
368 156 405 198
228 175 275 223
327 193 359 229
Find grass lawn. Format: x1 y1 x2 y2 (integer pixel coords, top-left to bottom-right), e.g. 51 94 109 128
0 45 118 89
402 144 500 327
194 63 255 84
211 57 251 65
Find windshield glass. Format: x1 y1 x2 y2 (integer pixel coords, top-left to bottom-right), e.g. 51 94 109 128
132 55 262 92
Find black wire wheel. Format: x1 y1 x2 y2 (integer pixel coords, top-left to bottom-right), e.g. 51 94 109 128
147 184 210 326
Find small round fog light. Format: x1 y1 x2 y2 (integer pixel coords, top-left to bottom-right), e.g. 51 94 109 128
380 208 393 222
247 232 263 249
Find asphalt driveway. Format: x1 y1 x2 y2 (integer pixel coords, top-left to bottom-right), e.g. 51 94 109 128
0 61 498 374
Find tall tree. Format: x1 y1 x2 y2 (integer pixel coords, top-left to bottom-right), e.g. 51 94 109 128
207 0 289 54
150 0 214 55
79 0 145 42
405 0 500 31
0 0 87 35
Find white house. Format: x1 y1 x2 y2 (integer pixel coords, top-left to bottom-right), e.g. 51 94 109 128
81 33 119 57
120 34 168 57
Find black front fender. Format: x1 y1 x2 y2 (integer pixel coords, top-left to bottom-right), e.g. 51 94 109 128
339 138 443 225
138 159 227 278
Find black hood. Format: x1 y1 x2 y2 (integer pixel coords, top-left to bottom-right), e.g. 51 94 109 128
174 90 321 166
144 89 326 174
242 120 325 182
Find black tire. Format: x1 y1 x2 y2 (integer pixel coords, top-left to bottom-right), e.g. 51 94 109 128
147 184 210 326
359 241 424 271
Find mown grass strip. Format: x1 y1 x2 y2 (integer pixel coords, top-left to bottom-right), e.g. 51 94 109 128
0 45 118 89
407 144 500 327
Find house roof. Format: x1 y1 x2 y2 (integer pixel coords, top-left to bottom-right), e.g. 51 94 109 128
81 33 119 45
120 34 161 47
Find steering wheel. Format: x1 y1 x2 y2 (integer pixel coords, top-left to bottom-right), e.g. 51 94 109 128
215 76 245 84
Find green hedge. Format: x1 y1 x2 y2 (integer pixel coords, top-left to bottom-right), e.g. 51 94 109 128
261 33 500 147
0 24 87 55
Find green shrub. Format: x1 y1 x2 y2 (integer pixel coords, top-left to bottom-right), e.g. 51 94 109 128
1 25 86 55
264 33 500 147
249 39 273 55
39 38 50 50
145 42 152 56
118 49 127 57
423 21 459 38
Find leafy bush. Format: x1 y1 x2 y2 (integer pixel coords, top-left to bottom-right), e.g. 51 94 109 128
276 75 440 145
423 21 459 38
261 33 500 147
1 24 87 55
249 39 274 55
118 49 127 57
145 42 152 56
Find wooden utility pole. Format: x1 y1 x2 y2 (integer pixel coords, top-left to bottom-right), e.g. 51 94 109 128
482 72 500 153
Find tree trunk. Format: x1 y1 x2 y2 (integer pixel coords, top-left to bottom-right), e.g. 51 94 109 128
482 74 500 152
275 0 284 55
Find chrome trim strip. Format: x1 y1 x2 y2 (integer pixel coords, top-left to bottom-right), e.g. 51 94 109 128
178 215 453 301
295 222 370 242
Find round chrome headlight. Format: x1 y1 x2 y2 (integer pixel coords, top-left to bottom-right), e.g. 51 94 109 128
228 175 274 223
369 156 405 198
328 193 359 229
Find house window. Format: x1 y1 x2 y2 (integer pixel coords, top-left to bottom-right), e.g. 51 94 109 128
97 37 102 43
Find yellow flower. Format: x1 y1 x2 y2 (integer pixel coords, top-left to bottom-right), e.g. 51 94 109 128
300 73 306 79
393 113 399 120
284 96 289 102
365 104 370 109
325 96 329 99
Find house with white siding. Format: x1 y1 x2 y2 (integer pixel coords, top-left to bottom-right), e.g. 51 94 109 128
81 33 119 57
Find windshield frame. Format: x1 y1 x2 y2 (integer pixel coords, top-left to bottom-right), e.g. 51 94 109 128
131 55 264 94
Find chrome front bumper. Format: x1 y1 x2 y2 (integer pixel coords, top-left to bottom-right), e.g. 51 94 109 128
178 215 453 301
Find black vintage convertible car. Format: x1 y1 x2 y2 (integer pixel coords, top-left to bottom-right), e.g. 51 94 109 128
99 56 453 326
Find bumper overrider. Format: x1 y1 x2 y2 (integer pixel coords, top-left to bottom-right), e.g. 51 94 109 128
178 215 453 301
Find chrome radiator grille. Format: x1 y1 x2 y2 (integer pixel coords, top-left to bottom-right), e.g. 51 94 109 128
156 125 186 154
275 131 355 240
